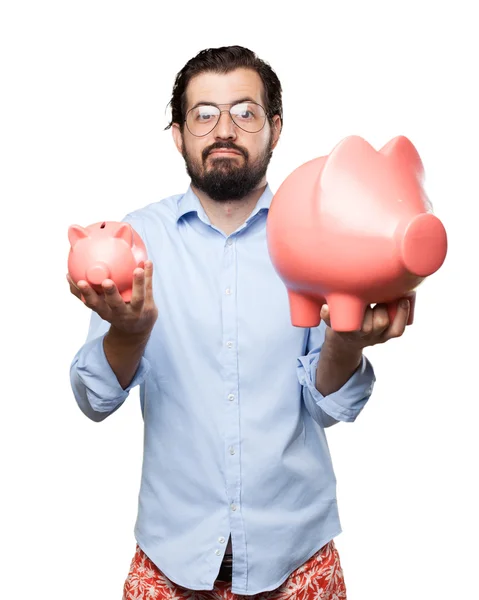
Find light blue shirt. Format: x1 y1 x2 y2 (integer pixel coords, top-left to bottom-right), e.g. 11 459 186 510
70 184 376 595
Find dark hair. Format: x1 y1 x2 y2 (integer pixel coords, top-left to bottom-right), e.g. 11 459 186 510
165 45 283 131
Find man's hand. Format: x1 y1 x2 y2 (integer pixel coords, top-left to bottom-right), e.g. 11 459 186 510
315 299 410 398
320 298 410 351
66 260 158 338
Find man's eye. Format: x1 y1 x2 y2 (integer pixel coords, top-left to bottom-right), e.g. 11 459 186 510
195 107 218 121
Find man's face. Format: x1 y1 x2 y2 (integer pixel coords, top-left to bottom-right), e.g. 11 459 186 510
172 68 281 201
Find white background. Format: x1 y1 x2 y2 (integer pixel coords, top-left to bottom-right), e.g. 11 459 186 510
1 1 478 598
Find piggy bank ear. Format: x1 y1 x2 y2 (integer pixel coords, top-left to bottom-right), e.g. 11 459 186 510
320 136 379 194
379 135 424 182
68 225 90 247
114 222 133 246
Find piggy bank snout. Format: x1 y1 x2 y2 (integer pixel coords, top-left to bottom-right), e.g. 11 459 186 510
86 261 111 285
399 213 447 277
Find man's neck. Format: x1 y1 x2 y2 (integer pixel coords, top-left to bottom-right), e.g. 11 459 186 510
191 181 267 236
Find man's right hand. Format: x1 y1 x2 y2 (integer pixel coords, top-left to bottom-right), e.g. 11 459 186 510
66 260 158 338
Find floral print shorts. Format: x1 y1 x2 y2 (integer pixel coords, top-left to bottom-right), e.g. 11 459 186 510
123 540 347 599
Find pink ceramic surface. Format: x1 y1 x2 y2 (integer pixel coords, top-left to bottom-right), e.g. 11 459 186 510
67 221 148 302
266 135 448 331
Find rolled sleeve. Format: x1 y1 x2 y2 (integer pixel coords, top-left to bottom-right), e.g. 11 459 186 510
72 333 151 414
297 347 376 425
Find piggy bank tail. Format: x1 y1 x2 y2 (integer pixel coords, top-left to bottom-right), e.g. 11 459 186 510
398 213 448 277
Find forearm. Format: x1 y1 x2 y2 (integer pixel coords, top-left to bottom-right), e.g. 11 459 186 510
315 328 363 396
103 325 151 390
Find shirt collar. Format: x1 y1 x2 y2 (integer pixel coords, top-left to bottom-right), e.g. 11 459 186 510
176 184 273 224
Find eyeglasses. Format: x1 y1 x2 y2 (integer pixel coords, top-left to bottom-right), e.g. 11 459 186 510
185 101 267 137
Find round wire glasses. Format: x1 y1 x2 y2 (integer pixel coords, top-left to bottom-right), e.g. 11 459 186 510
185 101 267 137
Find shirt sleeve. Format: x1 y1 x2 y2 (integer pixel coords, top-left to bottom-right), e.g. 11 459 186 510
296 320 376 428
69 213 151 422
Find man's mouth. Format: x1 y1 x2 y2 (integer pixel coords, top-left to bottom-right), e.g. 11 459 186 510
209 149 242 157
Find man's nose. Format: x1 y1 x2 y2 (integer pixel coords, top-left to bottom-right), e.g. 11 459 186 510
214 110 237 139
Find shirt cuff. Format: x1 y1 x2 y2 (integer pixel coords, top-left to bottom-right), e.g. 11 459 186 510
75 333 151 412
297 347 376 423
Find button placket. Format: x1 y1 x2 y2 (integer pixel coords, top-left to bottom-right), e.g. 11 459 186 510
221 234 241 547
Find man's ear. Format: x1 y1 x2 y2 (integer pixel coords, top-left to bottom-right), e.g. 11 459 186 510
270 115 282 150
172 123 184 155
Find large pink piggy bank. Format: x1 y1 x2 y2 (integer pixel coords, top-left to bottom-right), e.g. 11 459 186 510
67 221 148 302
266 135 448 331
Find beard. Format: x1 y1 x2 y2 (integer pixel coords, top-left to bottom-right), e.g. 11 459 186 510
182 133 274 202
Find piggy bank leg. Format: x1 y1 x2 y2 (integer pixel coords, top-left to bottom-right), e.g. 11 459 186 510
326 293 366 332
287 289 323 327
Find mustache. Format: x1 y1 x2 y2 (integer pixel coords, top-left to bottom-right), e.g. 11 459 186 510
202 142 248 162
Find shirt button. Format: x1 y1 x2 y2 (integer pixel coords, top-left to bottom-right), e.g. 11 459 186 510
227 238 233 246
227 394 235 401
225 288 232 295
215 549 221 556
230 504 237 511
226 341 233 348
229 447 235 455
219 537 226 544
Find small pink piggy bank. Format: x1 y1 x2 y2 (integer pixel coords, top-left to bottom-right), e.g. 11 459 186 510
67 221 148 302
266 135 448 331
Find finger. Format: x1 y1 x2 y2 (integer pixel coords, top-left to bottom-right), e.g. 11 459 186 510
361 305 374 335
320 304 331 327
371 303 390 336
66 273 78 289
130 267 146 311
101 279 126 312
144 261 154 301
76 280 100 307
67 274 82 299
77 279 105 316
69 286 81 300
382 298 410 341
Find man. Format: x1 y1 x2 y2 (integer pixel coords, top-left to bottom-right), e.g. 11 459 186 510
68 46 410 599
